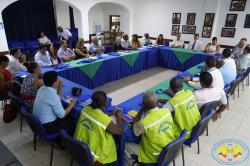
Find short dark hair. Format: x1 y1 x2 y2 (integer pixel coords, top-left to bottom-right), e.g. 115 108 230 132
200 72 213 87
212 37 217 41
90 91 107 109
241 38 247 42
244 46 250 53
10 48 19 56
39 44 47 50
25 62 39 74
170 77 183 93
43 71 58 87
194 33 199 37
205 56 216 68
222 48 232 58
0 56 9 63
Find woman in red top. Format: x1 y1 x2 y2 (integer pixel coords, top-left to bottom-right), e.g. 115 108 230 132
0 56 12 95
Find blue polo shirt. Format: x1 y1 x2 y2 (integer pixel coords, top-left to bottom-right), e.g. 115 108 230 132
33 86 65 124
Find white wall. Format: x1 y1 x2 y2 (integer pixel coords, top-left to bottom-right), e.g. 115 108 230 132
214 0 250 45
1 0 250 52
88 4 105 33
55 1 83 37
88 3 130 35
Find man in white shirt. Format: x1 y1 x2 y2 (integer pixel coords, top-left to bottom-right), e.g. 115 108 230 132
7 48 26 75
141 33 152 46
57 40 76 63
89 37 105 55
171 33 184 48
194 72 228 121
35 44 52 67
121 34 131 50
57 26 73 49
184 56 224 90
231 38 247 59
188 34 203 51
237 45 250 70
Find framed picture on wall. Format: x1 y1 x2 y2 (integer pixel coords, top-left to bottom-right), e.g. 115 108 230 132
171 25 180 35
186 13 196 25
203 13 215 27
225 14 238 27
202 26 212 38
230 0 247 11
221 28 236 38
182 25 196 34
244 14 250 28
172 13 181 24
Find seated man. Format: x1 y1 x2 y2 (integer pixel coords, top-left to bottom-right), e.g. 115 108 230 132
35 44 53 67
231 38 247 59
171 33 184 48
194 72 228 121
57 40 76 62
89 37 105 55
126 92 176 164
187 34 203 51
163 78 201 138
185 56 224 90
74 91 122 165
237 45 250 70
6 48 26 75
113 37 125 51
33 71 76 133
142 33 152 46
121 34 131 50
217 49 236 85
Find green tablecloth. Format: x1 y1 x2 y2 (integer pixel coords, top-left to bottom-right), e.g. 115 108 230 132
121 51 140 67
148 79 194 100
171 48 203 63
68 59 103 79
187 63 204 75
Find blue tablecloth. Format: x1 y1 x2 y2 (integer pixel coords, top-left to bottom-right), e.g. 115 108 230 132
158 47 217 71
57 48 159 89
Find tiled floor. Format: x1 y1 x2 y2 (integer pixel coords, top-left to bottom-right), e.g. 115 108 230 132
0 67 250 166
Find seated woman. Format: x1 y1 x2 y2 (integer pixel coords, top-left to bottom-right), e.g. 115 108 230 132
205 37 220 54
74 38 89 59
20 62 43 111
38 32 55 58
131 34 142 49
0 56 12 97
74 91 122 165
155 34 165 45
113 37 125 51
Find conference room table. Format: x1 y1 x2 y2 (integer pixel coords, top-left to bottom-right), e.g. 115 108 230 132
15 71 112 125
21 46 214 89
115 63 204 166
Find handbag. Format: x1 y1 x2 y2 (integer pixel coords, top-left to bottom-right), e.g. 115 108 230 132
3 100 17 123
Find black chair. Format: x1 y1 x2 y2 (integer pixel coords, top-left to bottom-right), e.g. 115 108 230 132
60 130 94 166
21 106 61 166
199 101 221 136
225 78 242 109
184 110 213 154
131 130 187 166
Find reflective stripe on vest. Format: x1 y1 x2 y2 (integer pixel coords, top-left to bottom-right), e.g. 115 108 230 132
81 112 107 130
91 151 100 159
172 95 195 108
144 112 171 130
